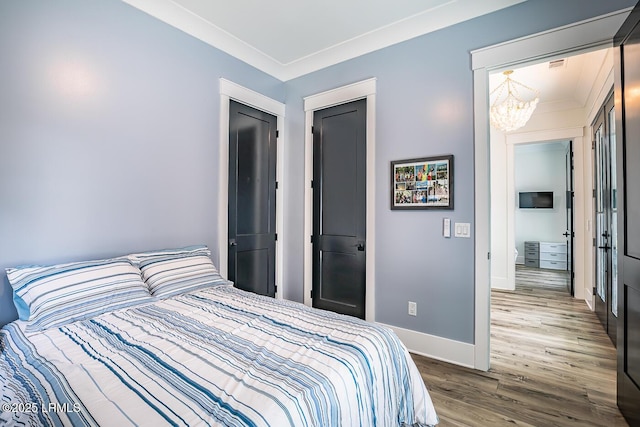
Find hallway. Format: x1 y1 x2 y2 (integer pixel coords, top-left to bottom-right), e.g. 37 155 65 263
412 265 625 426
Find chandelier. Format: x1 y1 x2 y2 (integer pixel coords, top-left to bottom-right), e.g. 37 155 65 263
490 70 539 132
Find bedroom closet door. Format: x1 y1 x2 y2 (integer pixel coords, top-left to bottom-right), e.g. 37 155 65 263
615 6 640 423
228 100 277 298
312 99 366 319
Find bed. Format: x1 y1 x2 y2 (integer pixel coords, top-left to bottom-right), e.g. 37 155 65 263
0 246 438 426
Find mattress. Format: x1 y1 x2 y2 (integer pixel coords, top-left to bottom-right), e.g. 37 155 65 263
0 284 438 426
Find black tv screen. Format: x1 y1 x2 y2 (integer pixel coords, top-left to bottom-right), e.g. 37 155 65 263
519 191 553 209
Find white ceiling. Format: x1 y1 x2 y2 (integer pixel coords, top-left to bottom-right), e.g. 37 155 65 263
489 48 612 118
122 0 610 117
123 0 525 81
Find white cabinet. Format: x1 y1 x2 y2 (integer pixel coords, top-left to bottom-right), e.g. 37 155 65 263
524 241 567 270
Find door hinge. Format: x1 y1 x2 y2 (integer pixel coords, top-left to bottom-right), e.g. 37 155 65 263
592 286 596 295
310 235 314 244
275 233 278 241
592 189 596 198
310 290 314 299
276 130 280 138
311 180 314 188
311 126 315 134
275 181 279 189
275 285 278 293
593 237 597 246
487 252 491 260
592 140 596 150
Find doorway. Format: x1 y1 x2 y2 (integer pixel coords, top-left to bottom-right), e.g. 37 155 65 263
511 140 573 292
228 100 277 297
217 79 285 298
473 9 630 370
311 99 367 318
302 78 377 322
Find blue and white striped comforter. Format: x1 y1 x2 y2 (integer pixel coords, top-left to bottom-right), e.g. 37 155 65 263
0 285 438 426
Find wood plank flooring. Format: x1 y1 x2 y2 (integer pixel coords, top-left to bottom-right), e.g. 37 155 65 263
411 266 626 427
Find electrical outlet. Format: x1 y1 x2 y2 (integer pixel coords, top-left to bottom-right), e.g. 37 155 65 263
408 301 417 316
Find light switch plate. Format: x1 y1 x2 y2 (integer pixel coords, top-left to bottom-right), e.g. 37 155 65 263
443 218 451 238
454 222 471 238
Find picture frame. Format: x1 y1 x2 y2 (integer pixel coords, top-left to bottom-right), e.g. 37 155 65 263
390 155 454 210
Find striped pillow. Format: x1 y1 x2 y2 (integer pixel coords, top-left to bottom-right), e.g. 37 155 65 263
7 258 152 332
127 244 212 264
130 246 231 298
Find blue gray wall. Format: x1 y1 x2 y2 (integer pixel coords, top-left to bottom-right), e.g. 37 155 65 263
1 0 636 344
0 0 283 326
282 0 637 343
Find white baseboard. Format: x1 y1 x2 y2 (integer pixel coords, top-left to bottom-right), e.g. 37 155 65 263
491 275 513 290
379 323 475 369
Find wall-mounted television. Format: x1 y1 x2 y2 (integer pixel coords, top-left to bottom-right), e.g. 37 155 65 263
519 191 554 209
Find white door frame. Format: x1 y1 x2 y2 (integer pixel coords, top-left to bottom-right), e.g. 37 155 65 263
302 78 377 322
218 78 286 298
471 8 631 371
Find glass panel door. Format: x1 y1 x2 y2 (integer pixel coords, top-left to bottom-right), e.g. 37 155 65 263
592 90 616 344
609 105 618 318
595 123 607 305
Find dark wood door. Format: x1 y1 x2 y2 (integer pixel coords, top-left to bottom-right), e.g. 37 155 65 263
565 141 574 295
614 7 640 423
593 92 617 343
228 100 277 297
312 99 366 319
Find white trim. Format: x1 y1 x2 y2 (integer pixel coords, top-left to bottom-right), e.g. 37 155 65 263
303 79 377 112
379 323 475 369
302 78 377 322
472 9 631 371
506 127 585 146
471 9 633 71
473 70 491 371
123 0 523 82
123 0 284 79
505 128 585 294
219 79 285 117
218 79 286 298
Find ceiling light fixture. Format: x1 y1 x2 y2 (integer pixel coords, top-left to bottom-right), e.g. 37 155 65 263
490 70 539 132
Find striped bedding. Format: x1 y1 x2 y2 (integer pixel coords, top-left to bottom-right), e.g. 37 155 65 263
0 285 438 426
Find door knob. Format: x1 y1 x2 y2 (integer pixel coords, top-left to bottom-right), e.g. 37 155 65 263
229 239 237 247
356 241 365 251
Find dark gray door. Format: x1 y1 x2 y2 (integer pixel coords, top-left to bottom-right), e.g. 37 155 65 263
593 91 616 344
564 141 574 295
228 100 277 297
312 99 366 319
614 9 640 424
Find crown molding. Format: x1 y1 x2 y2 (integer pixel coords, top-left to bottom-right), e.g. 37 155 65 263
123 0 525 81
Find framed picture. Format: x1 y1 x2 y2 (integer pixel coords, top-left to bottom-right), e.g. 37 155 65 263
390 155 454 210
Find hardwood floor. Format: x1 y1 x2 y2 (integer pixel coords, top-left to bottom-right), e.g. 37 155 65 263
412 265 627 427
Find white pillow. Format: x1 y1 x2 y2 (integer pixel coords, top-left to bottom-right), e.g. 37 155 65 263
7 258 151 332
128 245 231 298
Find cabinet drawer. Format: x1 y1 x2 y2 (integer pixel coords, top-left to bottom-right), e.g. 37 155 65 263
539 251 567 262
524 242 539 251
539 260 567 270
539 242 567 254
524 250 539 259
524 258 539 268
